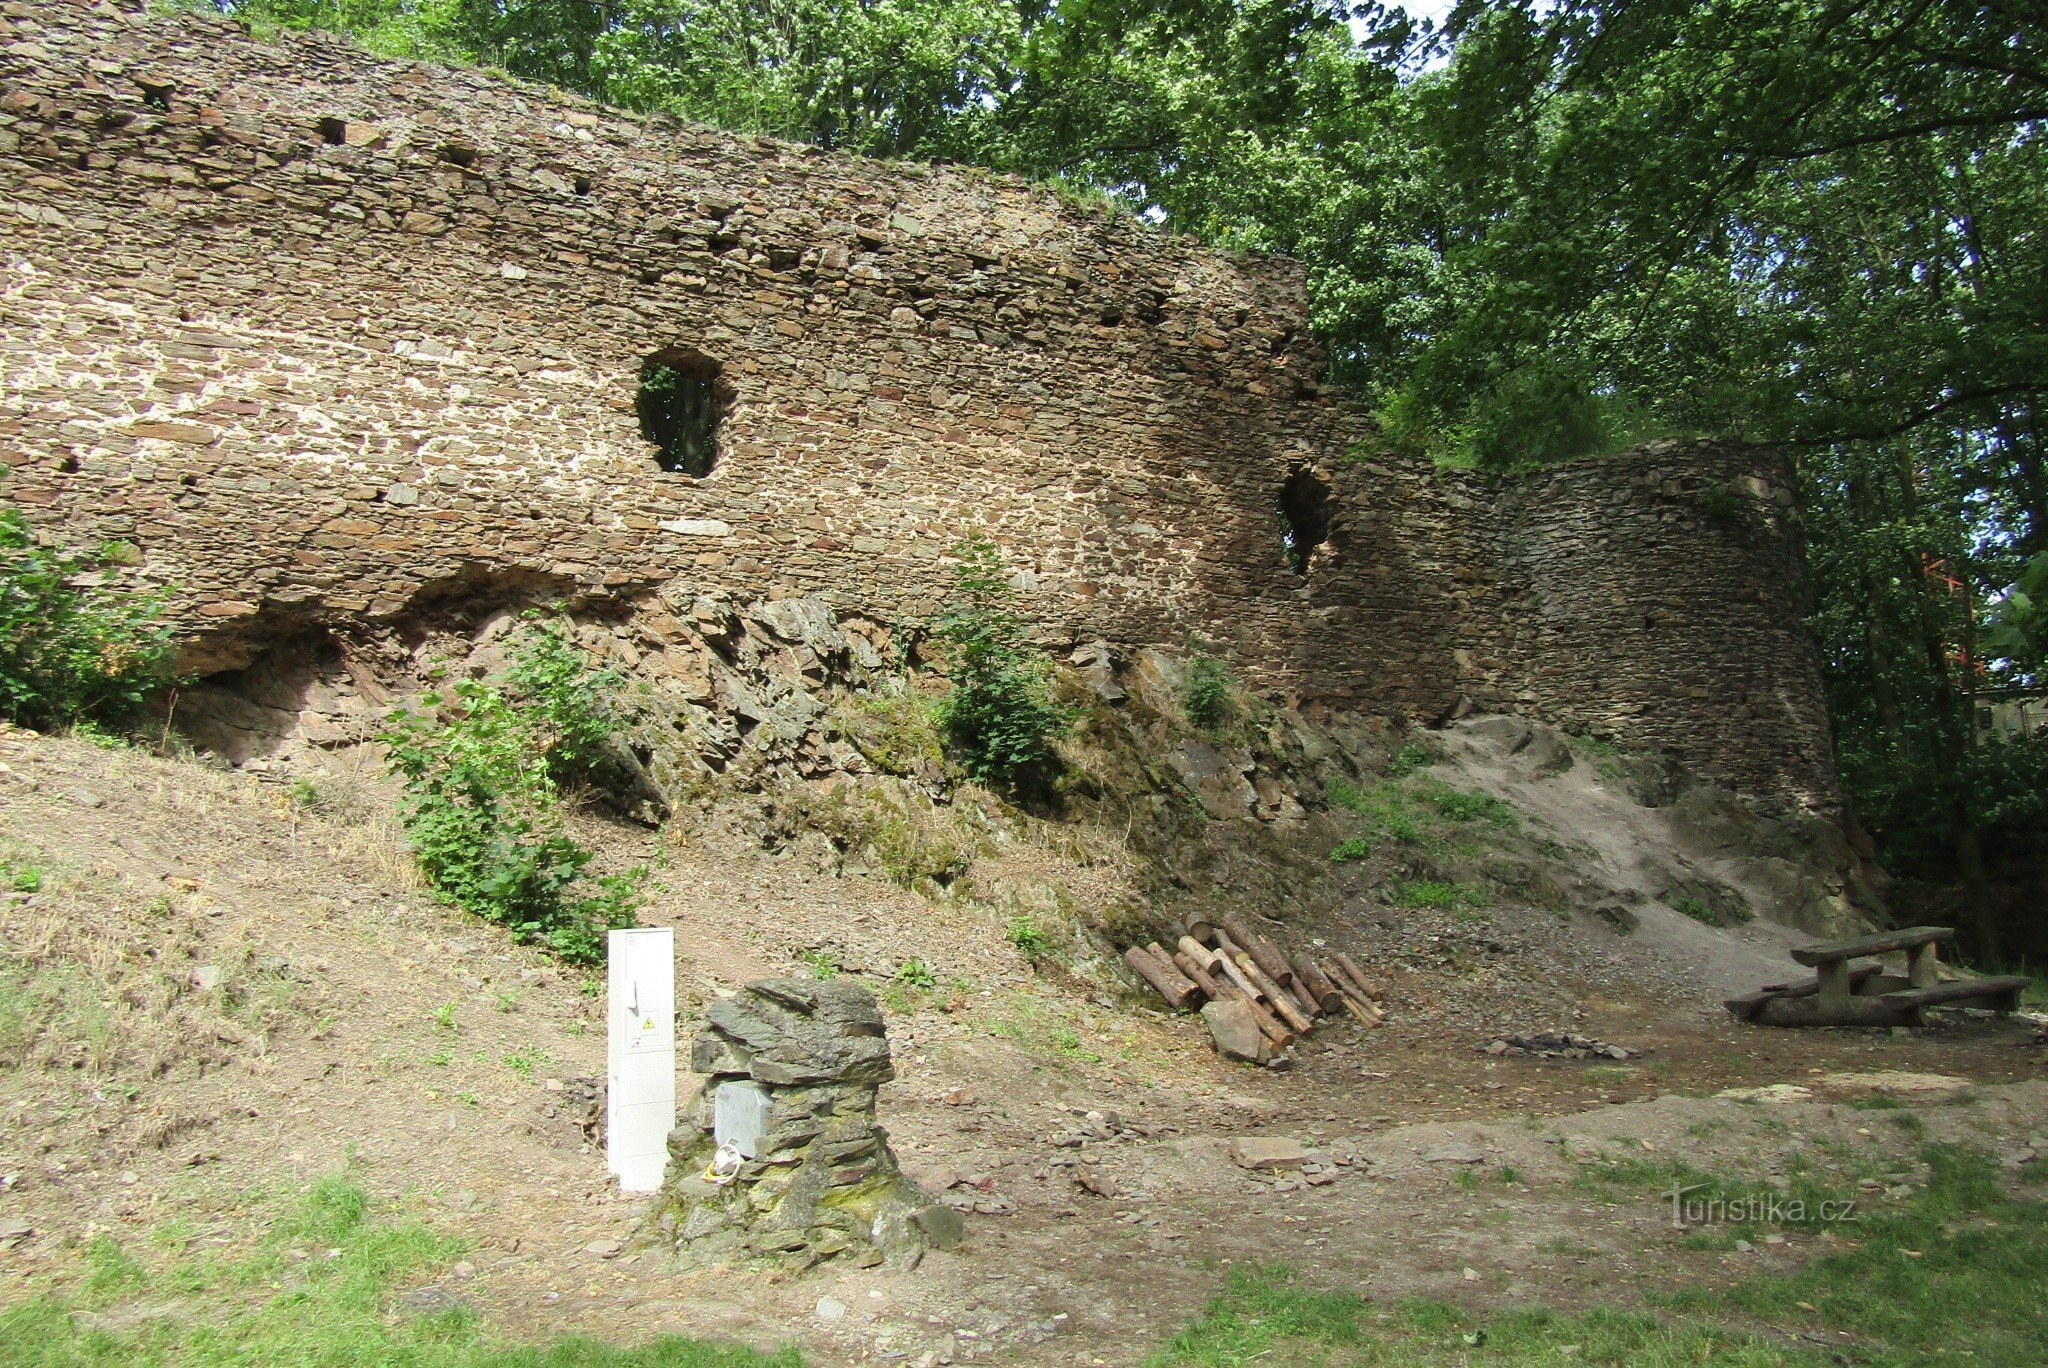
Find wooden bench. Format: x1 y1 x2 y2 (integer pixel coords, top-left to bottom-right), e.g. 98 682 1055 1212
1882 976 2031 1015
1725 926 2026 1027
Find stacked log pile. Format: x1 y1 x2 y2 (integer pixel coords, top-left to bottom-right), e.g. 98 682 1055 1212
1122 913 1385 1064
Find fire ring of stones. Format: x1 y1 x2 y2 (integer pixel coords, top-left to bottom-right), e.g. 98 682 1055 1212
651 978 962 1271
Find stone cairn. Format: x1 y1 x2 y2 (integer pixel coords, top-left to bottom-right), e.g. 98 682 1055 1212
650 978 961 1270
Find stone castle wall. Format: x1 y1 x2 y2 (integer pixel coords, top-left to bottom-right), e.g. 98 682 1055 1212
0 1 1836 810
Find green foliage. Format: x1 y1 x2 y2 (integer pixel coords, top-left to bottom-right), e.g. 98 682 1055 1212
1673 894 1754 929
893 958 936 989
1328 837 1372 862
1005 914 1053 960
837 691 944 776
379 620 648 964
932 536 1075 787
1984 552 2048 672
1388 879 1487 911
0 504 174 732
802 948 840 980
0 1174 803 1367
1385 744 1436 778
1428 786 1515 826
1183 651 1234 733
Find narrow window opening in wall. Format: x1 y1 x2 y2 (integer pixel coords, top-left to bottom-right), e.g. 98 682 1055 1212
137 80 173 112
317 117 348 145
440 143 479 168
637 350 726 476
573 174 592 196
1277 468 1332 575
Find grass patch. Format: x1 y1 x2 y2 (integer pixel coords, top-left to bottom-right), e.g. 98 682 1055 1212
0 1175 803 1367
1388 879 1488 911
1152 1146 2048 1364
1428 785 1516 826
984 991 1102 1064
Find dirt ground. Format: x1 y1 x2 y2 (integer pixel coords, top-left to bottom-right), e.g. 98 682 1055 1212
1 730 2043 1366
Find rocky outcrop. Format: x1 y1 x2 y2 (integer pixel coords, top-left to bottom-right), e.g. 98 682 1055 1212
650 978 960 1271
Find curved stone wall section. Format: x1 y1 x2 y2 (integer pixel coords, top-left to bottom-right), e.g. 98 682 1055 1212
0 2 1835 811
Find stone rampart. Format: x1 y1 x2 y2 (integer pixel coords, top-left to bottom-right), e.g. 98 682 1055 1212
0 1 1835 810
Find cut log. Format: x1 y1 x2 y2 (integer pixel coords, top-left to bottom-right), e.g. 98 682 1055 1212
1235 953 1314 1033
1171 949 1226 1003
1334 953 1385 1002
1219 913 1297 987
1323 960 1385 1022
1179 935 1221 971
1205 939 1269 1003
1294 958 1344 1014
1123 944 1200 1010
1789 925 1952 967
1184 917 1218 947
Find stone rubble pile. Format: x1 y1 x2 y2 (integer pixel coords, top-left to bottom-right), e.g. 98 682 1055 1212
651 977 961 1271
1480 1030 1642 1060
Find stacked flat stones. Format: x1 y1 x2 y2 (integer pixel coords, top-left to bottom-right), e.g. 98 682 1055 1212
652 978 960 1270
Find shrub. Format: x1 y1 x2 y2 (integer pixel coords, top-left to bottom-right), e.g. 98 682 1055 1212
1329 837 1374 862
1387 743 1437 777
1183 650 1234 732
932 536 1075 786
379 620 648 964
1431 785 1517 826
0 504 174 731
1006 914 1054 960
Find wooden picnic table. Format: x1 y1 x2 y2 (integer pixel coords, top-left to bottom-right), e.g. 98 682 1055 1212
1726 925 2026 1027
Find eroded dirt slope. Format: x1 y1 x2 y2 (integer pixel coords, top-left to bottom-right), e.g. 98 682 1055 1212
1 729 2042 1366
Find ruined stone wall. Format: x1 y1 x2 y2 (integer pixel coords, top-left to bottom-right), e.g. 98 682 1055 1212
0 1 1835 810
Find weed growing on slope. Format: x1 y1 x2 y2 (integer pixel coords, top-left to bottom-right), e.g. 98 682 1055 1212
1183 649 1235 733
0 500 175 732
380 618 650 965
932 536 1076 788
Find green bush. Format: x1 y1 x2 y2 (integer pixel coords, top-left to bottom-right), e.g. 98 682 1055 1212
1329 837 1373 862
1387 743 1437 777
1183 650 1234 732
933 536 1075 787
1006 914 1054 960
1430 785 1517 826
380 620 648 964
0 505 174 731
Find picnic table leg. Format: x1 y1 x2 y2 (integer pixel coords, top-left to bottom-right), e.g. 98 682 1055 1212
1908 942 1941 988
1817 961 1851 1003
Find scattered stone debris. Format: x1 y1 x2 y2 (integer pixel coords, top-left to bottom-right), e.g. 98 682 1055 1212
1480 1030 1642 1060
1228 1137 1310 1171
